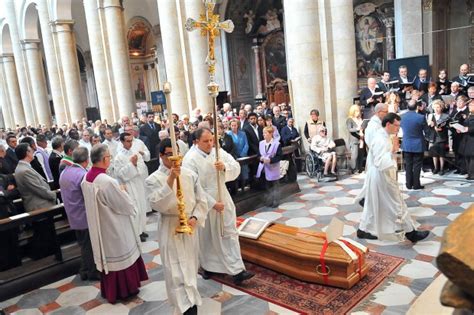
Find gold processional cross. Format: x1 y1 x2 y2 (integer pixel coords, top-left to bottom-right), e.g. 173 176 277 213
185 0 234 237
185 0 234 96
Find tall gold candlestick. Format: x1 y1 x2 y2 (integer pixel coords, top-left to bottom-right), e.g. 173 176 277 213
163 82 193 235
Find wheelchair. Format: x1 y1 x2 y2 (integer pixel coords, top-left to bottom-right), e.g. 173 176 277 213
305 151 323 180
305 150 337 182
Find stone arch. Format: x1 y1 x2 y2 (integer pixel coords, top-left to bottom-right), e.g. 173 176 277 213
126 16 154 57
0 23 14 55
49 0 73 21
21 1 40 40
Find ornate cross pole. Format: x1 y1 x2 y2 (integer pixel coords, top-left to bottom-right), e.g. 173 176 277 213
185 0 234 237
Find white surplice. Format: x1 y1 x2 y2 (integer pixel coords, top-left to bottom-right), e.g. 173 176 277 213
114 147 149 235
358 128 417 240
356 115 383 203
103 139 120 177
182 147 245 275
81 173 140 273
146 164 208 314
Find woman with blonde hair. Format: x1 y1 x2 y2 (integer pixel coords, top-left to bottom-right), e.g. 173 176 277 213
385 91 401 113
346 105 365 173
426 99 449 175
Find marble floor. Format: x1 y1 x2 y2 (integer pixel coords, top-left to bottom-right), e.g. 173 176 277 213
0 170 471 315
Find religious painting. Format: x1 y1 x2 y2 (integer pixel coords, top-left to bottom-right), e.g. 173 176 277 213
127 20 151 57
131 65 147 102
262 31 287 85
353 0 395 80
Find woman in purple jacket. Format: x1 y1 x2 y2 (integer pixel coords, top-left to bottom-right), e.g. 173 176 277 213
256 126 283 208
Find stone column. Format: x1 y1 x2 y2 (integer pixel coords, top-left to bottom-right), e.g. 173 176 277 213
37 0 68 125
252 41 263 98
84 52 99 109
157 0 191 116
394 0 423 58
151 26 167 91
22 40 52 127
4 0 35 126
1 55 27 127
284 0 324 145
184 0 212 113
0 62 14 129
83 0 116 123
103 0 136 118
51 20 85 123
322 0 358 138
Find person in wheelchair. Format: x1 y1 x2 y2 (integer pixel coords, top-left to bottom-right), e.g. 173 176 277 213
310 126 337 177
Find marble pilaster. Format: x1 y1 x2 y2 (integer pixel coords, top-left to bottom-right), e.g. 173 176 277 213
83 0 117 123
22 40 52 127
394 0 423 58
0 62 14 129
0 54 27 127
157 0 191 116
52 21 85 123
103 0 136 118
184 0 212 113
283 0 324 146
84 52 99 109
4 0 34 126
252 42 263 98
37 0 68 125
321 0 358 138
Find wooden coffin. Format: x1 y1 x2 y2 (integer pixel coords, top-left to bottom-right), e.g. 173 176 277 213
239 223 369 289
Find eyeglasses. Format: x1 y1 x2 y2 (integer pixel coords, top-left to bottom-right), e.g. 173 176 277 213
163 152 174 157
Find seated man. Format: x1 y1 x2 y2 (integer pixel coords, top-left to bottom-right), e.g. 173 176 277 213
310 126 337 177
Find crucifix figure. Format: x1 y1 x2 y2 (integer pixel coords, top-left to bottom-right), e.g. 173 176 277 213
185 0 234 84
185 0 234 237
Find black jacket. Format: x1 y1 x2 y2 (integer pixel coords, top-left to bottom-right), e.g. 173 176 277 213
140 122 161 158
243 124 263 156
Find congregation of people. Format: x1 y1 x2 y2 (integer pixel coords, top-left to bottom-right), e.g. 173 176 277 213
0 62 473 314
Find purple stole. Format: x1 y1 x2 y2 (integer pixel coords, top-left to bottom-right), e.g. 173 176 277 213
256 139 280 181
36 147 53 181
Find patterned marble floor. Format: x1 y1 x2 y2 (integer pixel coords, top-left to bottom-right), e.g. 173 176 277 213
1 170 472 315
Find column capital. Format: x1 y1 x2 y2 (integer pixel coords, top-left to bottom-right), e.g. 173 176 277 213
103 0 124 10
50 20 75 33
20 39 41 50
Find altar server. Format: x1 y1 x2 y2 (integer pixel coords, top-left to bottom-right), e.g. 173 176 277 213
81 144 148 304
146 138 208 315
114 132 149 242
357 113 429 243
182 127 255 285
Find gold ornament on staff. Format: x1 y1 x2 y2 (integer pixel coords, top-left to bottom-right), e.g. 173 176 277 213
163 82 193 235
185 0 234 237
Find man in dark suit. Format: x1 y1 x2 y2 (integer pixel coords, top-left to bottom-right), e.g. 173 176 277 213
243 112 263 156
377 71 391 94
139 112 161 158
393 65 414 101
401 100 427 190
243 112 263 187
281 118 300 146
413 68 430 94
452 64 470 92
272 106 287 131
450 95 470 174
360 78 383 119
238 109 249 130
49 136 64 190
4 134 18 173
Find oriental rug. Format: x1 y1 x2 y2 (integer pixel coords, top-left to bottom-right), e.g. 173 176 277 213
210 251 404 315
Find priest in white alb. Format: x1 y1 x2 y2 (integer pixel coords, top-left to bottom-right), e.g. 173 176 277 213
355 103 388 226
114 132 149 242
357 113 429 243
81 144 148 304
182 127 255 285
146 138 208 315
